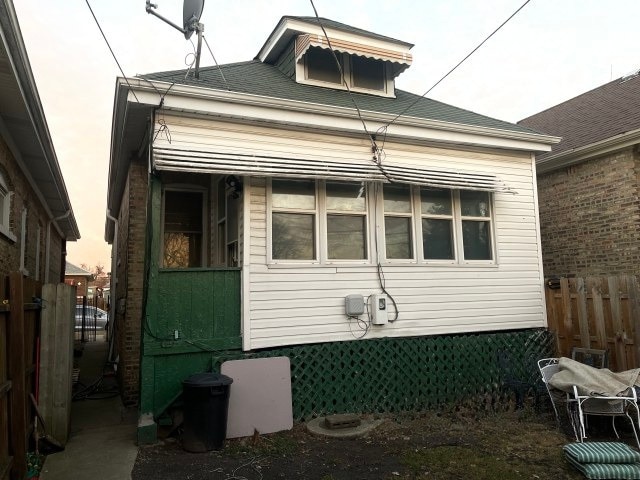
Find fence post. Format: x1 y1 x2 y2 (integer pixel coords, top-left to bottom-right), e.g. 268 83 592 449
629 276 640 368
8 272 26 480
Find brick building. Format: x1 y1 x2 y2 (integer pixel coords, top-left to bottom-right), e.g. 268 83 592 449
519 72 640 278
64 261 93 297
0 2 79 282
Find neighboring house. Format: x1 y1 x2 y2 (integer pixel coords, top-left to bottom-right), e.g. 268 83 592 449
0 0 79 282
64 261 93 297
519 72 640 278
105 16 558 441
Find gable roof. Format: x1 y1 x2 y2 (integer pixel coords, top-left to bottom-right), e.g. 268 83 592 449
65 261 92 277
141 60 538 136
518 72 640 164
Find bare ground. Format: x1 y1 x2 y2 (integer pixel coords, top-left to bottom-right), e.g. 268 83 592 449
132 406 632 480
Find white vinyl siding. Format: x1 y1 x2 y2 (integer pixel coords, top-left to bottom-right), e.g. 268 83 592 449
153 114 545 350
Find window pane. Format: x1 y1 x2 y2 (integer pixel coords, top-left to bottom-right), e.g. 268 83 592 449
462 220 492 260
326 182 366 211
421 188 452 215
306 47 342 84
460 191 490 217
163 191 203 268
327 215 366 259
422 219 454 260
384 184 412 213
352 55 385 91
385 216 412 259
272 180 315 210
164 232 202 268
272 213 315 260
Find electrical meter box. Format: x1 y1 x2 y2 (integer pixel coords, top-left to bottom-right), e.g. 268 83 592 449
369 294 388 325
345 294 365 316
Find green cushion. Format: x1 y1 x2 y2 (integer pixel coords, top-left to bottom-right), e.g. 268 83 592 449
566 455 640 479
564 442 640 464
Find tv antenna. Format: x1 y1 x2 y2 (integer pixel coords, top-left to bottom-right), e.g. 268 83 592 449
145 0 205 78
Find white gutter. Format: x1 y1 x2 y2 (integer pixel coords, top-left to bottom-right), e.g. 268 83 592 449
44 209 71 283
119 77 560 152
537 127 640 174
106 209 118 362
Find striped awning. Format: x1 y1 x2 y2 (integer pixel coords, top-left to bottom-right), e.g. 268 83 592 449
153 147 514 193
295 34 412 77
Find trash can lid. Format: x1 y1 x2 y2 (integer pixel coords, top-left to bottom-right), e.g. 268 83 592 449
182 372 233 387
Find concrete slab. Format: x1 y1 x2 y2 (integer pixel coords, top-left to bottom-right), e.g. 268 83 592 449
306 416 384 439
40 340 138 480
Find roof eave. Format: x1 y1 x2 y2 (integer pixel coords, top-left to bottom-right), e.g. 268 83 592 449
537 127 640 174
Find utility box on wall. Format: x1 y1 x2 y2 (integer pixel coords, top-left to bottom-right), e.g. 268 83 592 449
369 294 388 325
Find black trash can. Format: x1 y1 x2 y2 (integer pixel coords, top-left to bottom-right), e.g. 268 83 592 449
181 372 233 452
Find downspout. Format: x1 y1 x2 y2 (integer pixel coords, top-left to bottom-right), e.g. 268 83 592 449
44 209 71 284
106 209 118 364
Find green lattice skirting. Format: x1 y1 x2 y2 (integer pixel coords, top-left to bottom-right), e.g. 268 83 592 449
211 328 554 421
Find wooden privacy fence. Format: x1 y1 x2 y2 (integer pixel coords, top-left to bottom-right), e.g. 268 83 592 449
545 275 640 371
0 272 41 480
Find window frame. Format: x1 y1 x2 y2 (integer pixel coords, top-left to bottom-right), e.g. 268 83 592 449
381 183 416 263
415 188 496 265
417 188 457 264
297 49 395 98
0 171 16 242
267 179 372 265
160 185 208 269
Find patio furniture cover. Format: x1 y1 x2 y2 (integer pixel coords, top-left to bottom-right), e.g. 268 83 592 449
550 357 640 397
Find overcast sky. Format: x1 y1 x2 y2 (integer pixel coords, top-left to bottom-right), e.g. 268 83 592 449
13 0 640 271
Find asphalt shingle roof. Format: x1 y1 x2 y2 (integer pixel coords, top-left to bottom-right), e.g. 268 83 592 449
518 72 640 161
65 261 92 276
141 60 538 136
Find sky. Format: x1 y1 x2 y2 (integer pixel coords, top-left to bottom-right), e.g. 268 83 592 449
13 0 640 272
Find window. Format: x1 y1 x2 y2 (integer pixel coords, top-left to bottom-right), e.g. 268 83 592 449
383 184 413 259
326 182 367 260
271 179 316 260
267 179 494 265
162 190 204 268
299 47 391 97
306 47 342 84
417 188 493 263
421 188 454 260
460 191 492 260
352 55 385 91
0 171 14 240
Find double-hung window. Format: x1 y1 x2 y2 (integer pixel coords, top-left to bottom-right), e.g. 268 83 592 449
418 188 494 263
383 184 413 260
271 179 317 260
270 179 368 262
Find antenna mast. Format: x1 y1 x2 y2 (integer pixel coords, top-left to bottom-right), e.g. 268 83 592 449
145 0 205 78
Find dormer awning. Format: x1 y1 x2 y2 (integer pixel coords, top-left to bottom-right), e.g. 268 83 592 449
295 34 412 77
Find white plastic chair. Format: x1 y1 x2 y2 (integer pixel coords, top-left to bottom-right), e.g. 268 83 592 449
538 358 580 440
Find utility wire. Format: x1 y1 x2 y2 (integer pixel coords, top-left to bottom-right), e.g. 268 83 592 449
308 0 376 150
85 0 140 103
203 35 231 90
379 0 532 134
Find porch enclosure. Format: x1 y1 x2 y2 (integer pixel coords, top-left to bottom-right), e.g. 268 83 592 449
545 275 640 371
139 176 241 418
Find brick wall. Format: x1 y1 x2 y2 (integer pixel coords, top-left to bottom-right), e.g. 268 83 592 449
114 158 148 406
0 136 64 281
537 146 640 277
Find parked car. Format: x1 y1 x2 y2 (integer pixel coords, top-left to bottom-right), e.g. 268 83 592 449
75 305 108 331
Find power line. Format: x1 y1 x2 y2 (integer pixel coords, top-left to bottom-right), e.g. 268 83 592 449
308 0 377 151
379 0 533 134
84 0 140 103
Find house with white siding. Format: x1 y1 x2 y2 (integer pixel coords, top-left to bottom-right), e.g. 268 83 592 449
105 16 559 442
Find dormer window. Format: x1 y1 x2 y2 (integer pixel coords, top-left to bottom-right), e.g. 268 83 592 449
351 55 384 91
306 47 342 84
259 17 413 98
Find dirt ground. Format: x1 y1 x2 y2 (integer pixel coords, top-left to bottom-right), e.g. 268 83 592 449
129 403 639 480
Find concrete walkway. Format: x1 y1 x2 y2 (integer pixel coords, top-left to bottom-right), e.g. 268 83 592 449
41 340 138 480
